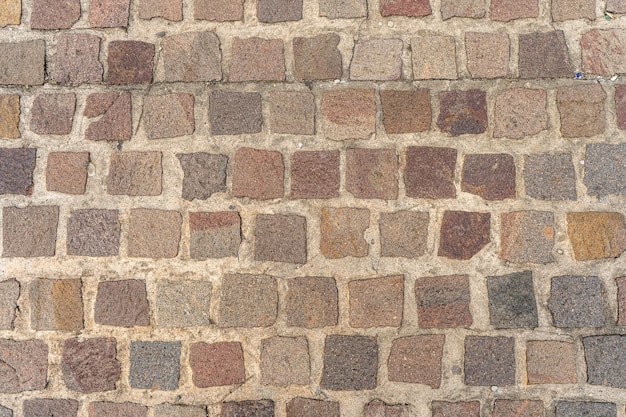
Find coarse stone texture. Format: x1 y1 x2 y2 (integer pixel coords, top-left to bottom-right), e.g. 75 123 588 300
107 41 155 84
229 37 285 82
89 0 130 27
404 146 457 199
194 0 243 20
0 339 48 393
380 89 431 134
492 400 544 417
557 84 606 138
154 403 207 417
346 148 398 199
209 91 262 135
54 33 103 85
257 0 303 22
67 209 120 256
581 30 626 76
415 275 472 328
260 336 310 386
526 340 577 384
321 89 376 140
461 153 515 200
30 93 75 135
524 154 577 200
490 0 539 20
221 401 274 417
387 335 444 388
46 152 89 195
441 0 484 18
438 89 487 136
432 402 480 417
583 335 626 388
0 148 36 195
232 148 284 199
411 36 457 79
494 88 548 138
464 336 515 386
380 0 431 16
107 152 162 196
129 341 181 390
438 211 491 260
156 280 212 327
2 206 59 257
518 31 573 78
189 212 241 259
143 93 195 139
189 342 245 387
321 335 378 390
607 0 626 12
138 0 182 21
254 214 307 264
23 400 78 417
160 32 221 82
0 406 10 417
555 402 617 417
286 277 339 328
290 150 340 198
0 0 20 26
293 34 342 80
552 0 595 20
30 0 80 29
30 278 83 330
128 209 182 258
217 274 277 327
0 40 45 85
364 401 409 417
350 39 403 81
84 91 132 141
320 207 370 258
617 85 626 130
0 279 19 330
89 402 147 417
465 32 510 78
584 144 626 196
319 0 367 18
269 91 315 135
487 271 538 329
286 398 340 417
0 95 19 138
94 280 150 327
61 337 120 392
618 277 626 325
566 212 626 260
349 276 403 327
379 211 429 258
176 153 228 200
500 211 555 264
549 275 604 328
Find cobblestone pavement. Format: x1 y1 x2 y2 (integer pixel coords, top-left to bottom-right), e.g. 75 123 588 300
1 0 626 416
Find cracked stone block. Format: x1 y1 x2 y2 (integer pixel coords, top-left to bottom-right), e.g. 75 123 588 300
189 212 241 259
0 339 48 393
177 153 227 201
85 92 132 141
94 280 150 327
61 337 120 392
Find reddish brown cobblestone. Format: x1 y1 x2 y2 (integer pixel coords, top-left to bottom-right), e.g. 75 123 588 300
492 400 544 417
0 148 36 195
24 399 78 417
438 90 488 136
364 400 409 417
160 32 222 82
464 336 515 386
232 148 284 199
461 153 516 200
61 337 120 392
500 211 555 264
138 0 182 21
84 92 132 141
0 339 48 393
128 209 182 258
144 93 195 139
494 88 548 138
30 0 80 29
269 91 315 135
350 39 403 81
293 34 342 80
286 277 338 328
321 335 378 390
439 211 490 260
67 209 120 256
290 150 340 199
107 41 155 85
490 0 538 20
320 207 370 258
54 34 103 85
379 211 429 258
194 0 243 21
217 274 277 327
381 89 431 134
107 152 162 196
229 37 285 82
0 95 20 138
404 146 457 199
30 278 83 330
30 93 75 135
618 277 626 325
95 280 150 327
0 279 19 330
346 148 398 199
46 152 89 194
257 0 303 22
254 214 307 264
286 398 340 417
465 32 510 78
321 89 376 140
552 0 595 20
518 31 573 78
432 402 480 417
412 36 457 80
526 340 577 384
441 0 485 19
89 0 130 27
190 342 245 387
189 212 240 259
2 206 58 257
415 275 472 328
349 275 403 328
380 0 431 16
581 30 626 76
388 335 444 388
89 402 147 417
557 84 606 138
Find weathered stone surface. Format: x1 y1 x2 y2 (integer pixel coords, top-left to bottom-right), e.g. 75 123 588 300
257 0 302 22
380 211 428 258
286 277 339 328
581 30 626 76
31 0 80 29
269 91 315 135
107 152 162 196
490 0 538 20
30 278 83 330
549 275 604 327
85 92 132 141
461 153 515 200
0 339 48 393
0 405 11 417
260 336 310 386
94 280 150 326
190 212 241 259
500 211 555 264
557 84 606 138
24 399 78 417
346 148 398 199
209 91 262 135
61 337 120 392
519 31 572 78
583 335 626 388
221 401 274 417
321 207 370 258
293 34 342 80
380 89 431 134
54 33 103 85
439 211 490 260
254 214 307 264
107 41 154 84
415 275 472 328
465 32 510 78
487 271 538 328
438 89 487 136
584 144 626 196
290 151 340 199
177 153 227 200
67 209 120 256
0 148 36 195
617 277 626 325
130 341 181 390
607 0 626 12
350 276 403 328
380 0 431 16
617 85 626 130
154 403 207 417
156 280 212 327
567 212 626 260
232 148 284 199
552 0 595 20
321 335 378 390
432 402 480 417
555 402 616 417
138 0 182 20
524 154 577 200
46 152 89 195
89 402 147 417
0 40 45 85
0 0 20 26
404 146 457 199
194 0 243 21
321 89 376 140
350 39 403 81
412 36 457 79
30 93 76 135
286 398 340 417
3 206 59 257
464 336 515 386
494 88 548 138
441 0 485 19
319 0 367 18
526 340 577 384
0 95 20 138
89 0 130 27
0 279 19 330
128 209 182 258
388 335 444 388
190 342 245 387
144 93 194 139
217 274 277 327
230 37 285 82
493 400 543 417
160 31 221 82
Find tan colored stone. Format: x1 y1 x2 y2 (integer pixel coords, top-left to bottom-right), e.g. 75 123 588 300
321 89 376 140
0 95 20 138
320 207 370 259
526 341 577 384
0 0 21 26
412 36 457 80
567 212 626 260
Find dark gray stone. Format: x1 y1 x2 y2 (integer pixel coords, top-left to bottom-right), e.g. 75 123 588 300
524 154 577 200
549 276 604 328
257 0 303 22
555 402 616 417
0 148 36 195
209 91 262 135
286 398 339 417
0 40 45 85
0 405 12 417
487 271 538 329
177 153 228 200
519 31 573 78
583 335 626 389
67 209 120 256
130 341 181 390
584 144 626 196
321 335 378 390
221 401 274 417
464 336 515 386
154 403 207 417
